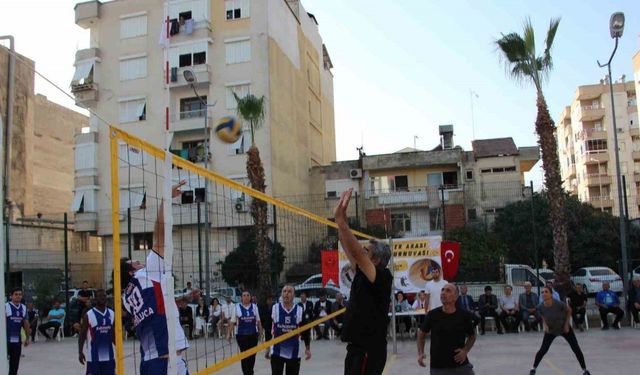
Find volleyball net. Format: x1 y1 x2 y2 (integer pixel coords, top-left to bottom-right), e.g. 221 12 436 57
110 126 376 375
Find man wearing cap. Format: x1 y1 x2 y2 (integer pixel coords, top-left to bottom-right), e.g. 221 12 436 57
335 189 393 375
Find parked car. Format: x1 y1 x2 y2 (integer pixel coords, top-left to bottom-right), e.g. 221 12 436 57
535 268 555 283
571 267 623 295
294 273 340 304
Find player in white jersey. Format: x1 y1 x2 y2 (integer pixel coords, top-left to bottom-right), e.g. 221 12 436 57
79 289 115 375
118 181 194 375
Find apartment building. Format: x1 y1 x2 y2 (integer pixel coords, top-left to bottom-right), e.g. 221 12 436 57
557 79 639 219
309 126 540 237
70 0 336 285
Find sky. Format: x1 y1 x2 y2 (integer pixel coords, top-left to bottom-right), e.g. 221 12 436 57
2 0 640 190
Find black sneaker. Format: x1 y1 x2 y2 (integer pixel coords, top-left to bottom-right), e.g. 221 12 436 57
529 369 536 375
612 324 620 330
583 370 591 375
602 325 609 330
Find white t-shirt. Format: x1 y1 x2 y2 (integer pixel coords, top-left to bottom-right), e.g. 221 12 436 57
425 279 448 311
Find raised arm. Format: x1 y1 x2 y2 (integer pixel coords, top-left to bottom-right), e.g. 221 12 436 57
335 189 376 283
153 181 186 257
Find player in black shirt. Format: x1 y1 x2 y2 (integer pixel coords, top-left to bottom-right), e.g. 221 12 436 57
335 189 393 375
418 283 476 375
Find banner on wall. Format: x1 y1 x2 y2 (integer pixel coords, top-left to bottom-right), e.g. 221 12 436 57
338 236 444 295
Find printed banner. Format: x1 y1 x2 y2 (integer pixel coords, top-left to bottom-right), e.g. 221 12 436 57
321 250 340 287
338 236 442 295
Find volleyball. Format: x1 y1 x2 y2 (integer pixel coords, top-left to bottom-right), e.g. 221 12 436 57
214 116 242 143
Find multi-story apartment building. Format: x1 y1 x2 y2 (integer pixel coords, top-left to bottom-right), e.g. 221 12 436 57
71 0 336 285
557 79 639 218
309 126 540 237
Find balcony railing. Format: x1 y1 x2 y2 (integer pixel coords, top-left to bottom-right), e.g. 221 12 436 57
179 109 206 119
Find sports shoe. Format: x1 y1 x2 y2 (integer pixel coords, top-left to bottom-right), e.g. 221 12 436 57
583 370 591 375
529 369 536 375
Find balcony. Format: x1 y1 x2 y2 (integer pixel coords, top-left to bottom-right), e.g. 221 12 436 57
168 65 210 88
630 127 640 137
172 109 212 132
635 173 640 183
583 151 608 163
578 127 606 140
583 173 612 187
578 105 605 122
587 195 614 209
75 0 100 29
633 151 640 161
377 190 429 206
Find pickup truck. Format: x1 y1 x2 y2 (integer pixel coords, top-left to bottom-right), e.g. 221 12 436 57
463 264 547 300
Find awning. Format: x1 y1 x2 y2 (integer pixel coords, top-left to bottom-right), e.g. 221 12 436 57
72 61 94 85
71 192 84 212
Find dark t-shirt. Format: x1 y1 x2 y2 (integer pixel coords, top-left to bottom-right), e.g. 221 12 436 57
420 307 475 369
567 291 587 310
342 264 392 349
78 289 92 299
538 299 568 336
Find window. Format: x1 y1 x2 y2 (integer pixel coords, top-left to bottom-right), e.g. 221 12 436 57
119 98 146 123
193 52 206 65
133 233 153 251
465 170 474 181
585 139 607 152
228 126 251 155
326 191 337 198
391 213 411 233
427 173 443 187
429 208 442 231
229 177 249 201
442 171 458 187
180 96 206 119
120 14 147 39
511 268 543 287
179 54 192 67
225 38 251 64
225 83 250 109
225 0 250 20
394 176 409 191
467 208 477 221
120 187 145 210
179 11 192 21
72 193 85 213
120 55 147 81
71 61 94 86
181 139 207 163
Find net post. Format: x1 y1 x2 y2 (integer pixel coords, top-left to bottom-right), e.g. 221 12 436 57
110 127 125 375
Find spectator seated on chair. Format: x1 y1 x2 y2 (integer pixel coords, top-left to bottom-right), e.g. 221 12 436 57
313 291 333 339
518 282 540 332
478 285 503 335
209 298 222 336
567 284 588 331
26 301 39 343
456 284 480 328
38 300 65 340
393 291 412 336
220 295 236 337
628 277 640 326
178 298 194 339
499 285 521 333
595 282 624 330
331 292 346 338
194 297 209 337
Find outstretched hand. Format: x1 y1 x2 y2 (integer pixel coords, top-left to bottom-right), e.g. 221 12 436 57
173 180 187 198
334 189 353 225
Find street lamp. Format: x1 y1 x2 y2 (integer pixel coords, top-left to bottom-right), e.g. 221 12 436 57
597 12 629 315
183 69 215 303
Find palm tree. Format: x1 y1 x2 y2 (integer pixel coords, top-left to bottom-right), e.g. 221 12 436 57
496 18 571 296
234 93 271 302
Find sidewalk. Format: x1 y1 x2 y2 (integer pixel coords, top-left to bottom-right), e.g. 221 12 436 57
17 327 639 374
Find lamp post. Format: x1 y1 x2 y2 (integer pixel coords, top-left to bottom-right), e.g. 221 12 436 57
597 12 629 313
184 69 216 302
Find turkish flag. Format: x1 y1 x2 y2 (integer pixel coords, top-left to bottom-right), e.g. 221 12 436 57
321 250 339 287
440 241 460 281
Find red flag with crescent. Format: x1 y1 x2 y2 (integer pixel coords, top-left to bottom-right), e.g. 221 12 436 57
440 241 460 281
321 250 339 287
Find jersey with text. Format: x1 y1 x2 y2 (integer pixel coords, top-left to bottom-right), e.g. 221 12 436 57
123 251 188 361
85 307 115 363
235 303 260 335
270 303 304 359
5 302 27 344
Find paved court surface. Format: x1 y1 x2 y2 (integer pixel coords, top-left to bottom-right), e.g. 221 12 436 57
17 326 639 375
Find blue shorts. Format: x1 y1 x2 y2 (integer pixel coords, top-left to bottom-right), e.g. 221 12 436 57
86 360 115 375
140 357 189 375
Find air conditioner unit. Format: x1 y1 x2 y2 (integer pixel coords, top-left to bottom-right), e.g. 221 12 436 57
349 169 363 179
234 199 248 212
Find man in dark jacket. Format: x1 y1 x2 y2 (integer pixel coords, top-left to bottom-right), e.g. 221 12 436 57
477 285 503 335
313 291 333 339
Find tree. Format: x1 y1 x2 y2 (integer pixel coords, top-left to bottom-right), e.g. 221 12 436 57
494 192 640 275
221 234 285 290
234 93 271 302
448 225 508 282
495 18 572 295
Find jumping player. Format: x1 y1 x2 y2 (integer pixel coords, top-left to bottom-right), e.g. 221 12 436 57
119 181 196 375
79 289 115 375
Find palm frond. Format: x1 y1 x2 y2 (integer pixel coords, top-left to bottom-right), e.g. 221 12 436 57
496 33 527 64
542 17 561 69
522 17 537 61
234 93 265 127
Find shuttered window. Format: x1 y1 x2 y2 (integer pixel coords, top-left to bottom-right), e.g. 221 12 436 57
225 38 251 64
120 14 147 39
120 55 147 81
